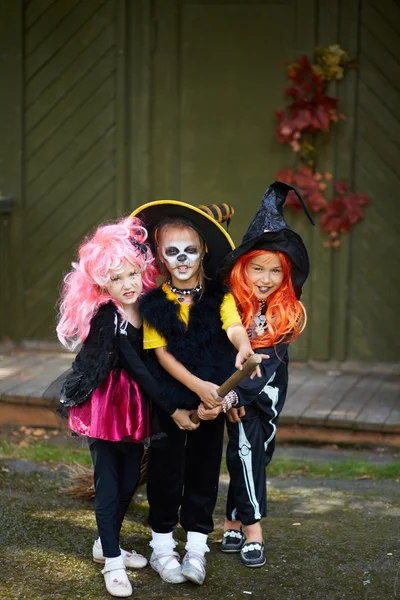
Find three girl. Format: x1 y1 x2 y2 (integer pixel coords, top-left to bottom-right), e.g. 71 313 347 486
57 217 160 597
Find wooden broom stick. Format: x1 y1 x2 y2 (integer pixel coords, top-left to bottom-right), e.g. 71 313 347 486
190 354 262 424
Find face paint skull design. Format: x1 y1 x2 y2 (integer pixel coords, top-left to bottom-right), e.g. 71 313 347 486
159 227 203 286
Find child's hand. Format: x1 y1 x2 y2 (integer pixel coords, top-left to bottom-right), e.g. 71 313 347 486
235 343 254 371
171 408 200 431
249 352 271 379
195 380 222 409
226 406 246 423
197 402 222 421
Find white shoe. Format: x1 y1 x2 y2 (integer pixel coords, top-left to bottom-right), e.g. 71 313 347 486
181 551 206 585
150 550 186 583
93 539 148 569
101 557 132 598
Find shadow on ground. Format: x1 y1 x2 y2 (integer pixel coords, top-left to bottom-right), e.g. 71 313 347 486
0 451 399 600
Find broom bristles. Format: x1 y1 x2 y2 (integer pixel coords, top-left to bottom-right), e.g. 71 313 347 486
65 451 148 499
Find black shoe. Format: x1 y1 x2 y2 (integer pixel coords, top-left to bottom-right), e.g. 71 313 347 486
221 529 246 553
240 542 266 567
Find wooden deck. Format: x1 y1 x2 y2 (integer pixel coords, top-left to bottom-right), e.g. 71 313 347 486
0 351 399 445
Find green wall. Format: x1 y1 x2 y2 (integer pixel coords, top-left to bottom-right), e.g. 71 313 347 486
1 0 399 361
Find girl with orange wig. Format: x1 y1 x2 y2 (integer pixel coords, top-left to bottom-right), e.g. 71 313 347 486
198 181 314 568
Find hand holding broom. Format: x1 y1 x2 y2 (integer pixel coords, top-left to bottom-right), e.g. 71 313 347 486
190 354 262 424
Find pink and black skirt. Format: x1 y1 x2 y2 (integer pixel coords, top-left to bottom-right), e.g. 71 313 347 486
68 369 150 443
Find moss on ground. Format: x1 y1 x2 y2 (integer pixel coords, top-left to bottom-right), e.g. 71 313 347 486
1 432 399 600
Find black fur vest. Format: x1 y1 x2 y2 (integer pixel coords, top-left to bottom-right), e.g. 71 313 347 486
140 280 236 414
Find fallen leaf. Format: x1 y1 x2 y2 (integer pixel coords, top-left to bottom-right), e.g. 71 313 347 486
19 441 28 448
356 474 371 480
1 467 10 473
32 428 46 437
292 522 302 526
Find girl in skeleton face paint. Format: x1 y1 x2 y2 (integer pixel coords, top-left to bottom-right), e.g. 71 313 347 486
132 204 256 586
157 222 205 293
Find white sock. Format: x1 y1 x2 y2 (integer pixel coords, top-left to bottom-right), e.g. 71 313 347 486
185 531 209 568
150 530 180 569
104 555 127 582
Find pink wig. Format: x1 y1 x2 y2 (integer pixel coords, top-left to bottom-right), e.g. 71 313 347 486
57 216 158 350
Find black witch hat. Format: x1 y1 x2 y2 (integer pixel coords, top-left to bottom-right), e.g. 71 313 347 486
218 181 315 298
131 200 235 278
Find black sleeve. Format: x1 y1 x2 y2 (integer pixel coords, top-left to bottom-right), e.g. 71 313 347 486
116 333 161 403
60 303 116 407
234 343 289 407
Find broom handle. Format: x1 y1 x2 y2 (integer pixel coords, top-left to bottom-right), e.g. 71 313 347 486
190 354 262 424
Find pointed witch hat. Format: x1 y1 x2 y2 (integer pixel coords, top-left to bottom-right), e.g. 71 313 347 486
131 200 235 278
218 181 315 298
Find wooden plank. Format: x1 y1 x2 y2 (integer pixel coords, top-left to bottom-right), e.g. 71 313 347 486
26 26 115 129
355 375 400 431
26 0 108 79
362 1 400 58
358 80 400 146
26 89 115 186
25 0 57 29
26 51 115 154
26 175 115 285
129 0 152 208
360 27 400 94
283 0 317 361
330 0 359 361
274 0 316 350
115 0 128 215
0 0 24 342
355 136 400 206
0 355 58 395
306 0 339 360
355 162 400 230
27 136 114 272
151 0 180 198
359 54 400 116
3 357 72 401
282 372 333 423
367 0 400 36
26 102 114 233
287 366 315 387
26 1 114 107
326 373 386 429
24 197 114 326
25 0 81 54
0 354 49 379
299 373 361 426
357 106 400 177
384 386 400 430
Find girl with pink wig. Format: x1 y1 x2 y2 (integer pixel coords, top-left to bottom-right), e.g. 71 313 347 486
57 216 159 598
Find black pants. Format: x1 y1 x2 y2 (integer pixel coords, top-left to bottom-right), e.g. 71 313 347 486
89 438 143 557
146 410 225 535
225 391 285 526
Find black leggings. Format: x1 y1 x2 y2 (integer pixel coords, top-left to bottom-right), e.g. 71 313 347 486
146 411 225 535
89 438 143 557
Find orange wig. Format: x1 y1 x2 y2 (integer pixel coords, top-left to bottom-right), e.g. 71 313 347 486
228 250 306 349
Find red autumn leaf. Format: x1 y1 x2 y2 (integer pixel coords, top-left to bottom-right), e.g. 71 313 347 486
276 169 295 185
285 190 303 213
334 180 348 194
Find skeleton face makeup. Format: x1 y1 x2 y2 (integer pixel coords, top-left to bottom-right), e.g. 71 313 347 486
159 226 203 286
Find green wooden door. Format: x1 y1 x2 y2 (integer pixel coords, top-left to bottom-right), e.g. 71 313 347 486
148 0 321 360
